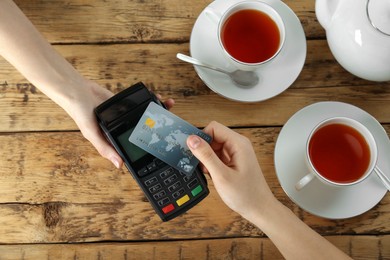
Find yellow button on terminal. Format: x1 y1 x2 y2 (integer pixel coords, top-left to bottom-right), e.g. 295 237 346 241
176 194 190 206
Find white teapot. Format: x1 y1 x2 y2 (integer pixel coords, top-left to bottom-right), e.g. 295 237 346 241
315 0 390 81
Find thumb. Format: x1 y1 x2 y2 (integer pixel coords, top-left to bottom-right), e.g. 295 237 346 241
187 135 225 176
82 127 123 169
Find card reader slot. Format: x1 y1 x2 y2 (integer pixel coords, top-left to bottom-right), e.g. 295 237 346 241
97 84 151 126
105 101 151 130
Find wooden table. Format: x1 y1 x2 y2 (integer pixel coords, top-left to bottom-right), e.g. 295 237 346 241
0 0 389 259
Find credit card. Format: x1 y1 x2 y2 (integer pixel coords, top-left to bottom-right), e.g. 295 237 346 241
129 102 212 175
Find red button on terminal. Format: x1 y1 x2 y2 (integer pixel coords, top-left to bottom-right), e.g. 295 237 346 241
162 203 175 214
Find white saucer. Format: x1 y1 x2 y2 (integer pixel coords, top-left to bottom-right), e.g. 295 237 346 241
190 0 306 102
274 102 388 219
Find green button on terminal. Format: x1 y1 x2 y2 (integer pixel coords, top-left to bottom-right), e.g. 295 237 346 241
191 185 203 196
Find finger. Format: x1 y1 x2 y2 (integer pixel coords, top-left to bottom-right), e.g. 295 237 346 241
187 135 226 180
98 140 123 169
83 127 123 169
203 121 242 145
198 162 209 175
164 98 175 110
155 94 175 110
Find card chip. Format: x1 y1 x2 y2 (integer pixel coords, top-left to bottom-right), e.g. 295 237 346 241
145 117 155 128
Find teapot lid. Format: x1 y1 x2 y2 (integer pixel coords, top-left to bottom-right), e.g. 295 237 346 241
367 0 390 36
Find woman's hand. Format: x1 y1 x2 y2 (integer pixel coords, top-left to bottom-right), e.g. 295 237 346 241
186 121 275 219
64 80 174 169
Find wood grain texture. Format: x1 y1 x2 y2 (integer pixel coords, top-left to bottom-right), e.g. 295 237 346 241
1 42 389 132
13 0 320 44
0 236 388 260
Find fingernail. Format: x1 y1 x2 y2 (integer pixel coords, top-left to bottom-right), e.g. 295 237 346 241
188 135 201 149
112 157 121 169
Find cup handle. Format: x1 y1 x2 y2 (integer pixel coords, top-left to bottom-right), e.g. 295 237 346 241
204 8 221 24
295 173 315 191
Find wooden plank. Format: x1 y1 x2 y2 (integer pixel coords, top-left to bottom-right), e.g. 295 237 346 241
0 40 383 90
0 128 388 243
0 236 388 260
13 0 321 44
0 238 273 260
1 82 389 131
1 42 389 132
0 196 387 243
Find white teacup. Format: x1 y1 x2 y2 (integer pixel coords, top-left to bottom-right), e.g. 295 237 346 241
205 0 286 71
295 117 378 190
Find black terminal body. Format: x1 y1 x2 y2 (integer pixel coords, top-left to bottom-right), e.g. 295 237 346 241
94 82 209 221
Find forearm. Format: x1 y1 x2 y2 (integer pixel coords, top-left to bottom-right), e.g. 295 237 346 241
0 1 123 168
0 0 84 107
246 200 351 260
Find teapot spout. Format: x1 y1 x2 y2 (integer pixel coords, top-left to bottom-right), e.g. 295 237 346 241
315 0 340 30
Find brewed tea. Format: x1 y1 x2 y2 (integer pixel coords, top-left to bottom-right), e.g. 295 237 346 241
308 123 371 183
221 9 281 64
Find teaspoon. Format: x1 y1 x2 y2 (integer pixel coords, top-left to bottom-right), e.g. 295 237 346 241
374 167 390 191
176 53 259 87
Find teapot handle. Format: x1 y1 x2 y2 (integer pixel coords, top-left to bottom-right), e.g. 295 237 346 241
315 0 339 30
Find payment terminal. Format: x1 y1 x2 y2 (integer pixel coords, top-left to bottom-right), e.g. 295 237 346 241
94 82 209 221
